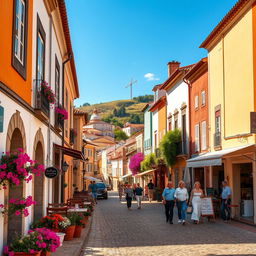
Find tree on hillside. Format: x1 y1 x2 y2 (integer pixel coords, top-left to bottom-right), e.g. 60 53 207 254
118 106 126 117
83 102 90 106
133 95 154 103
113 108 118 116
129 114 141 124
114 129 128 141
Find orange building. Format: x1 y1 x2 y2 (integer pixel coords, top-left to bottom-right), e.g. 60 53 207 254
184 58 209 188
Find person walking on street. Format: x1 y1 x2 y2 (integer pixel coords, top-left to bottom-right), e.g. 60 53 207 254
124 184 133 210
162 181 175 224
190 181 204 224
135 183 143 209
174 180 189 225
88 180 98 204
221 180 232 222
147 179 154 202
118 182 124 201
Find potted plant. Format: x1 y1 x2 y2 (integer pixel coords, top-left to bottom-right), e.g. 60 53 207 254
72 213 83 238
33 228 61 256
3 230 43 256
35 214 65 232
41 81 55 104
63 215 76 241
81 211 90 227
55 106 68 121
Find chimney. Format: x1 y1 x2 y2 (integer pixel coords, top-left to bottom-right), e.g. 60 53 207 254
167 61 180 77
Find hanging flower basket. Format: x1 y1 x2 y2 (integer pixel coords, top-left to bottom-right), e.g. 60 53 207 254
55 107 68 120
0 149 45 189
0 195 36 217
41 81 55 104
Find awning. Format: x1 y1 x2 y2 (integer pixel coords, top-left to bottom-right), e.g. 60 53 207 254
186 145 254 168
121 173 132 179
136 169 156 177
54 144 86 161
84 176 101 182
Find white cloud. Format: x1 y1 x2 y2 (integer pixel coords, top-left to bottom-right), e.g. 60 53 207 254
144 73 160 81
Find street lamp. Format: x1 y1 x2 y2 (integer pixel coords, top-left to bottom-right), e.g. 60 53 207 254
62 161 69 172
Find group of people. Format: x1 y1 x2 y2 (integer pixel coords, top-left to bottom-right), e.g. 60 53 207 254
120 179 232 225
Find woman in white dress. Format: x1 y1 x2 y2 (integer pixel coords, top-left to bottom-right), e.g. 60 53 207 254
189 182 204 224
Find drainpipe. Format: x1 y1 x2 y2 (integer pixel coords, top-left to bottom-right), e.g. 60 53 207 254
60 53 72 203
47 16 53 206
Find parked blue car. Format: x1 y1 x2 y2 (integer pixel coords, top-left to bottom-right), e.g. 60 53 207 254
96 182 108 199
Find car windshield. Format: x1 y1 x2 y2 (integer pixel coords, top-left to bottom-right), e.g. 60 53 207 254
96 183 106 189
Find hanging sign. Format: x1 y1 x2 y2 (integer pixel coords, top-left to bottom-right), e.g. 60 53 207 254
0 106 4 133
45 167 58 178
201 197 214 217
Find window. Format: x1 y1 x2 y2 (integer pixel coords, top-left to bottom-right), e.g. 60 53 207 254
168 118 172 131
182 114 187 154
194 124 200 152
12 0 28 79
201 91 206 106
55 56 60 104
174 119 178 129
154 131 157 148
201 121 207 150
194 95 199 109
36 15 46 83
215 111 221 133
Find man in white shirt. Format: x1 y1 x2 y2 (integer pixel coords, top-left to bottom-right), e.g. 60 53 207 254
174 180 189 225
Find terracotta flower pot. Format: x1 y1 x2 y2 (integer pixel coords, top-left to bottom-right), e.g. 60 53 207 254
73 225 83 238
41 252 50 256
64 225 75 241
81 216 88 227
14 251 41 256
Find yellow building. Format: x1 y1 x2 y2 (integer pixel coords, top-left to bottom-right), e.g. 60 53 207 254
195 0 256 223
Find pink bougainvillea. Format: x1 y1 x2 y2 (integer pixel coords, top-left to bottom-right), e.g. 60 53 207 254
129 152 144 176
0 195 36 217
0 149 45 189
55 106 68 120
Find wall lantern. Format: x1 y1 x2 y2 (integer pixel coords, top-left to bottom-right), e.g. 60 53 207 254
62 161 69 172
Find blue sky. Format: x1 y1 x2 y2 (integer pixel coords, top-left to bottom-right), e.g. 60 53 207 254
66 0 237 106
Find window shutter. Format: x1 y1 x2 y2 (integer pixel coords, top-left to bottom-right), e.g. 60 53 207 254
201 121 206 150
195 124 200 152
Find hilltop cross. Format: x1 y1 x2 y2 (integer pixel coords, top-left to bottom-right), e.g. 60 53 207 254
125 79 137 99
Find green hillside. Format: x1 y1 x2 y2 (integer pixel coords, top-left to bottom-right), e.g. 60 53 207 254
78 96 153 127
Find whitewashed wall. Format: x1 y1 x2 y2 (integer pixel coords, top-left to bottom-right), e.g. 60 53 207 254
166 79 189 153
152 110 158 151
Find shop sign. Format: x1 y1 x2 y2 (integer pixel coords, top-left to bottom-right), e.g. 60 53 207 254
0 106 3 133
250 112 256 133
45 167 58 178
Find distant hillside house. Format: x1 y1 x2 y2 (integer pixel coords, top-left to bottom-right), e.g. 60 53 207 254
84 109 114 137
122 122 144 137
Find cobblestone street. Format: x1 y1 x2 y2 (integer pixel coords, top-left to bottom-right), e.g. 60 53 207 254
81 192 256 256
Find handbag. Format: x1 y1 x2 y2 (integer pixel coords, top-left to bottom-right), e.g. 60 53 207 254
187 206 192 214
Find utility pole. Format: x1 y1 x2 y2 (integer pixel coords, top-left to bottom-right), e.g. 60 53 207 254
125 79 137 99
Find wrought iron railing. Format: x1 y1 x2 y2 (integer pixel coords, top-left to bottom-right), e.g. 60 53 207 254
35 81 50 117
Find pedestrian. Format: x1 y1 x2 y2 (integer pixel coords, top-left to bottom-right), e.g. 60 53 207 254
221 180 232 222
118 182 124 201
174 180 189 225
88 180 98 204
162 181 175 224
124 184 133 210
147 179 155 202
189 181 204 224
132 184 136 200
135 183 143 209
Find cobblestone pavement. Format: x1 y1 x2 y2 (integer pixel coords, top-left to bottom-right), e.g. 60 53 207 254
81 192 256 256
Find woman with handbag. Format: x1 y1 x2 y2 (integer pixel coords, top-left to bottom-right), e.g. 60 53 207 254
189 181 204 224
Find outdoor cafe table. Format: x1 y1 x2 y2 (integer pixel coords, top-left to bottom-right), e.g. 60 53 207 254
67 208 88 213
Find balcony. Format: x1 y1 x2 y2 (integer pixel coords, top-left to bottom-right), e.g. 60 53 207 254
214 132 221 148
34 82 50 121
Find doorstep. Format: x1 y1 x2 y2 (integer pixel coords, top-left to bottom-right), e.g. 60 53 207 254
52 215 93 256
